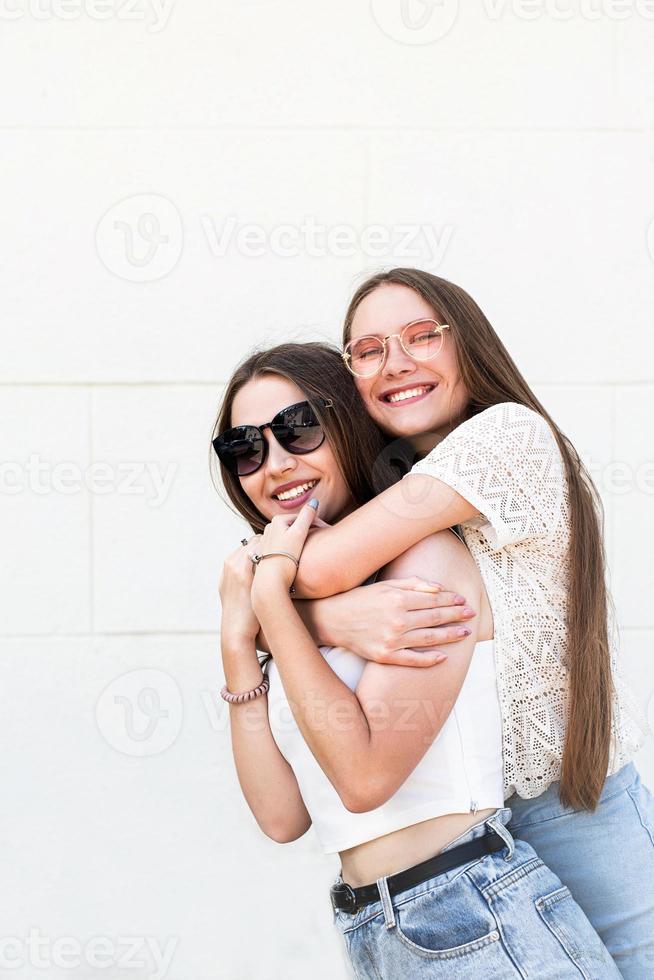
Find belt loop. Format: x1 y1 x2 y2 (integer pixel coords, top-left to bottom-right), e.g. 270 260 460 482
376 875 396 930
486 808 515 861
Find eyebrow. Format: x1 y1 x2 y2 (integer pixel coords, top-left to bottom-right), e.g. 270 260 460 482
351 318 433 339
231 400 305 430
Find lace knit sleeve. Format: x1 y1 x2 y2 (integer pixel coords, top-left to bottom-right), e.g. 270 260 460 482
403 402 566 549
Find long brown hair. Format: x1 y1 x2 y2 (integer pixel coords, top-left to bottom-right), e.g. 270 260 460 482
343 268 614 812
210 342 397 534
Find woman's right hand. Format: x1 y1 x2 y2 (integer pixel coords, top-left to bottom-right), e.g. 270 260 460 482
326 578 477 667
218 535 263 647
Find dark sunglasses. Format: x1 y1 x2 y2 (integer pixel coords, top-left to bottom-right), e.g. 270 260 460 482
213 398 334 477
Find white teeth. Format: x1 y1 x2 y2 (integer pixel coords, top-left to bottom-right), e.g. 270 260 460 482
387 386 432 404
275 479 317 501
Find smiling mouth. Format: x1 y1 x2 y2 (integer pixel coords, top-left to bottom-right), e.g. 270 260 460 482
272 479 319 504
381 384 436 405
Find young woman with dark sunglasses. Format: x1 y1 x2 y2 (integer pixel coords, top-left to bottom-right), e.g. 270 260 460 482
211 342 621 979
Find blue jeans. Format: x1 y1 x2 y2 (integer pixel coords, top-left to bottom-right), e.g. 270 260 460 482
332 807 621 978
506 761 654 979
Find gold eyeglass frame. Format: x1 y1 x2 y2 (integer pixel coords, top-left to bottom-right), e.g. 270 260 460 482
342 319 450 378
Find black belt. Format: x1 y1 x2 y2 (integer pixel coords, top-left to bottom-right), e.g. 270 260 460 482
330 830 507 915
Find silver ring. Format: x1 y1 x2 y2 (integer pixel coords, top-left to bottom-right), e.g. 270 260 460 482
248 552 262 566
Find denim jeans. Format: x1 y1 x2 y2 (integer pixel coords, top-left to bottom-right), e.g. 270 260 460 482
332 806 621 978
506 761 654 979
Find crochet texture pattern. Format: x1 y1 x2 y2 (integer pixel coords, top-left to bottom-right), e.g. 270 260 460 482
405 401 649 799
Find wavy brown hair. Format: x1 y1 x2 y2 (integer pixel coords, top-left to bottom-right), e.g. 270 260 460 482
343 268 614 812
210 342 397 535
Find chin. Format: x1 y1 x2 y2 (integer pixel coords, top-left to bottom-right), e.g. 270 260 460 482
318 499 336 521
378 410 436 439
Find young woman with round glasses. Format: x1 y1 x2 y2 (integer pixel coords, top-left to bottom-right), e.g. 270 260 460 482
280 268 654 978
211 342 621 978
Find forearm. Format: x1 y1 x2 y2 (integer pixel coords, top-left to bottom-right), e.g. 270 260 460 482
293 476 477 598
221 637 311 842
255 598 336 652
253 588 382 809
289 597 342 645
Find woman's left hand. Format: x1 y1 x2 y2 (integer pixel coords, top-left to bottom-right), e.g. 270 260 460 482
250 500 320 596
219 533 263 647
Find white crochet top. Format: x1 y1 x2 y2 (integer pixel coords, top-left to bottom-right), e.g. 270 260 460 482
403 401 649 800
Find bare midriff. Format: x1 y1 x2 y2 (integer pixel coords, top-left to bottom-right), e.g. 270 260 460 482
338 807 498 887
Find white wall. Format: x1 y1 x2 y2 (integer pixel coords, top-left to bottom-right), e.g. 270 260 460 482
1 2 653 977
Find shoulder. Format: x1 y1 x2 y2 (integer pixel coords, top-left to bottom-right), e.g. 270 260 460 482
380 528 479 583
443 402 558 455
412 402 558 471
467 402 552 434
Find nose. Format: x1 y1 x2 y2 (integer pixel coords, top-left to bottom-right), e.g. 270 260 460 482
381 334 417 379
263 430 297 479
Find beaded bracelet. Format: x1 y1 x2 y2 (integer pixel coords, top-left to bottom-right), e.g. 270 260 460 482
220 674 270 704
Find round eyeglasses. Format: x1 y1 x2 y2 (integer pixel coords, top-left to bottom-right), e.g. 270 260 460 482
342 319 449 379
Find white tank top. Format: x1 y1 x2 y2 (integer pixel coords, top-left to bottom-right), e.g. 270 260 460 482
265 638 504 854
